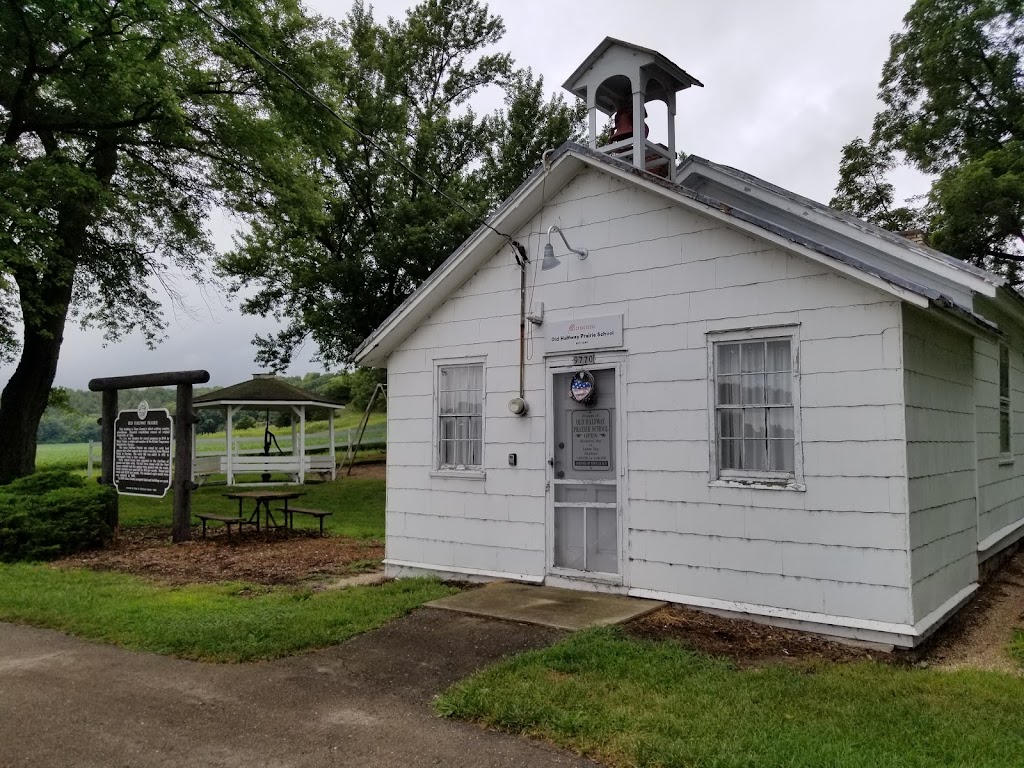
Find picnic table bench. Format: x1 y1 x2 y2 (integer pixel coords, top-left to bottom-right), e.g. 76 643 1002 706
195 513 259 539
277 506 333 536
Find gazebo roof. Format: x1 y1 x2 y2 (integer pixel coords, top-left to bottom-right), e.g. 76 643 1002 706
194 374 346 410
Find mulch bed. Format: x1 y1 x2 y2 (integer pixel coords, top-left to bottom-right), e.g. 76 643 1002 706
628 605 880 667
628 550 1024 670
53 526 383 586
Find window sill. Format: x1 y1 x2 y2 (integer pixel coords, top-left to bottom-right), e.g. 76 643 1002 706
430 469 486 480
710 479 806 492
998 455 1015 466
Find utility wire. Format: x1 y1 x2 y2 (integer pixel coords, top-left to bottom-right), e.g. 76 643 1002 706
183 0 528 263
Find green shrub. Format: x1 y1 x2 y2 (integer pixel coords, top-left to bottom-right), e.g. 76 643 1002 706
5 469 86 494
0 471 115 562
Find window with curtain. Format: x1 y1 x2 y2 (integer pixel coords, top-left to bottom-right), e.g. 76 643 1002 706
714 337 795 477
437 363 484 470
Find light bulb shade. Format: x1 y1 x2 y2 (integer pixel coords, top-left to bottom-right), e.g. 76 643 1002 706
541 242 561 271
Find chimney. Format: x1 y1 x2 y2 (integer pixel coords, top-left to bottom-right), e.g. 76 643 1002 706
252 373 277 380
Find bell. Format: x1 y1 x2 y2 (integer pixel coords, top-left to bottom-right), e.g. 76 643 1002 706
609 105 651 143
610 108 634 142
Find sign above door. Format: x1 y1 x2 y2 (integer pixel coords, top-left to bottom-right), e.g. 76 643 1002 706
546 314 623 353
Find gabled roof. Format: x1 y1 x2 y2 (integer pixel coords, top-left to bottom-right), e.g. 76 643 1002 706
194 376 345 409
678 155 1000 288
354 142 1008 367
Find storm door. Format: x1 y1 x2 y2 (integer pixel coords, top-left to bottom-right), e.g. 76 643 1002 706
550 366 620 576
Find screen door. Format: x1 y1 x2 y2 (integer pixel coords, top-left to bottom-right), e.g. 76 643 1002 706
550 367 619 575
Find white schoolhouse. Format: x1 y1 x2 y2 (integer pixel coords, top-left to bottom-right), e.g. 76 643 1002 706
354 39 1024 647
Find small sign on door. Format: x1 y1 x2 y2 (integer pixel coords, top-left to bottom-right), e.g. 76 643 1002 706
571 409 611 470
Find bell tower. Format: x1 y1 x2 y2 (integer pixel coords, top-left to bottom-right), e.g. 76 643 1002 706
562 37 703 182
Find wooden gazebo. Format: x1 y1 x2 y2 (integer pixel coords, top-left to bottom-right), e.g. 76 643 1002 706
192 373 345 485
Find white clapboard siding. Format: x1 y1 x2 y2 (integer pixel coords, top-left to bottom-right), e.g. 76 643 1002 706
902 305 979 621
971 295 1024 555
384 163 912 620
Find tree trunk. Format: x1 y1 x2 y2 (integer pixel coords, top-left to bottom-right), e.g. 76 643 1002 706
0 135 115 484
0 274 75 484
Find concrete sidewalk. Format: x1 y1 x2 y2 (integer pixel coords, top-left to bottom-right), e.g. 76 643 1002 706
427 582 665 630
0 610 599 768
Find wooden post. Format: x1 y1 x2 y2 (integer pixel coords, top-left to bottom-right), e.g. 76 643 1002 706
87 441 94 479
632 87 645 170
299 405 306 484
328 408 336 481
101 389 118 528
225 406 234 485
667 90 677 183
88 370 209 543
172 384 194 542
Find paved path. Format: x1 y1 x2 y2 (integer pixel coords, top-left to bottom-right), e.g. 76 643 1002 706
0 610 599 768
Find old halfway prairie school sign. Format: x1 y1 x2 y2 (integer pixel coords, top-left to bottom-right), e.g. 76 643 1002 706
114 401 173 497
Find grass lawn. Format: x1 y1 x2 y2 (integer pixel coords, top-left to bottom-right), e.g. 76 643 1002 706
1012 629 1024 666
437 628 1024 768
0 563 454 662
118 476 385 538
36 441 93 471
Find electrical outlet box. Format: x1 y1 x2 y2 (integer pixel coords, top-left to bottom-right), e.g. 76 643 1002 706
508 453 517 467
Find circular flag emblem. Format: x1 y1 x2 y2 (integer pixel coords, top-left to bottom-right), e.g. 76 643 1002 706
570 371 595 404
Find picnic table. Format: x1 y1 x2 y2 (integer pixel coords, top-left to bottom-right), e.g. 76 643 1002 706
222 490 304 531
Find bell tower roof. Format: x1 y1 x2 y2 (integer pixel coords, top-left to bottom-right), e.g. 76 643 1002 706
562 37 703 115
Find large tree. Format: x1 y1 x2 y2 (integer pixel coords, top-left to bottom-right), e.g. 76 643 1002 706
830 0 1024 279
0 0 324 482
218 0 585 369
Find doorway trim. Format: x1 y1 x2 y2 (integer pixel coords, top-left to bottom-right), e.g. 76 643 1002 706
545 351 628 585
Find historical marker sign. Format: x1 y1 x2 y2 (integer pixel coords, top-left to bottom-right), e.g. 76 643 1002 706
114 401 173 497
571 409 611 471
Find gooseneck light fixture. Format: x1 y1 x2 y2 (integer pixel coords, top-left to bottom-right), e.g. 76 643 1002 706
541 225 588 271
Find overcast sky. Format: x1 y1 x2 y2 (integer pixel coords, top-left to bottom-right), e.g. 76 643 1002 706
4 0 926 390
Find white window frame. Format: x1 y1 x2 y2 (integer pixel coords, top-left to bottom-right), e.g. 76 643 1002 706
706 325 804 490
432 356 486 478
999 343 1013 462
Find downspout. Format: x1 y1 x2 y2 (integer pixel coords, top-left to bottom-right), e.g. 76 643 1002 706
520 249 527 400
508 240 530 416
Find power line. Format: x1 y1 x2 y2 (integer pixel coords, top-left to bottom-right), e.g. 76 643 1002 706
183 0 528 263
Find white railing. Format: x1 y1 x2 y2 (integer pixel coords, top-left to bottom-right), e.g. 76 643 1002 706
600 138 674 173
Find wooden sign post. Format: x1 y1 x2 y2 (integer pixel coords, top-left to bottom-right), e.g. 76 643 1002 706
88 370 210 542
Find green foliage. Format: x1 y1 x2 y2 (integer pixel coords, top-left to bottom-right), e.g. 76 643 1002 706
0 565 456 662
830 138 919 231
0 0 328 480
0 470 114 561
219 0 585 368
4 468 85 494
438 627 1024 768
347 367 387 411
480 68 587 205
832 0 1024 279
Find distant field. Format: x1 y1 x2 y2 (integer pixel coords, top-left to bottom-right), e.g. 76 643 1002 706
36 442 92 470
35 411 387 472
